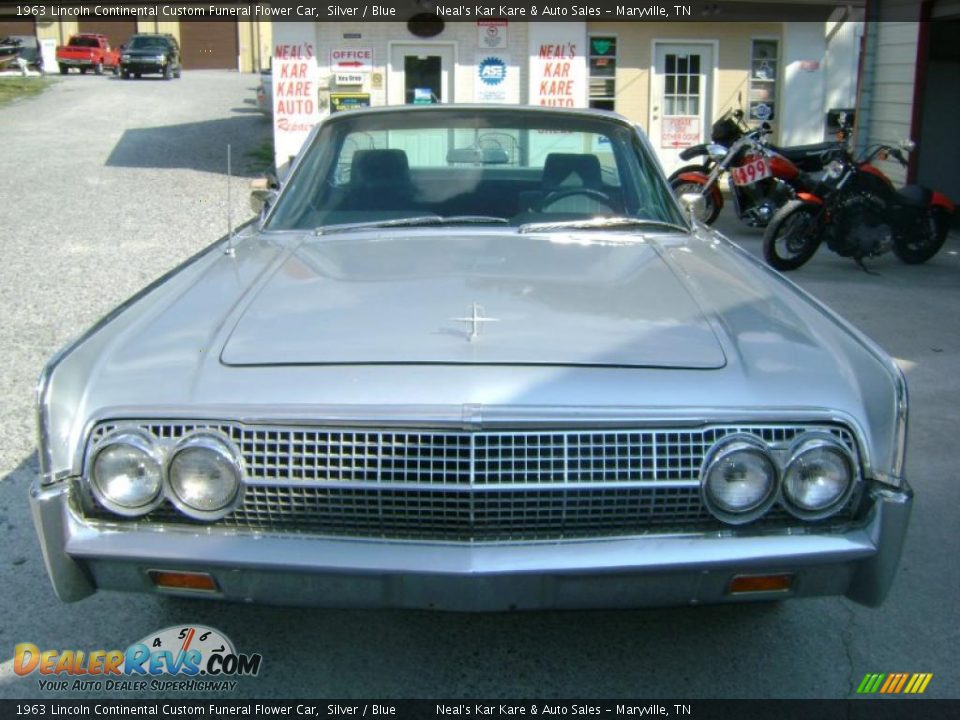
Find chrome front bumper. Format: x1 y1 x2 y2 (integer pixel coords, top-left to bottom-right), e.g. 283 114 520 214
30 479 912 609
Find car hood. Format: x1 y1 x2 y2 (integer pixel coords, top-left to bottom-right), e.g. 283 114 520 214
219 231 726 369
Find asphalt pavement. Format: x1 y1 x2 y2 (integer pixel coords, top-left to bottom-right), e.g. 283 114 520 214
0 72 957 701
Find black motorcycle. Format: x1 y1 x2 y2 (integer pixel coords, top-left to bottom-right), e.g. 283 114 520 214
762 140 955 271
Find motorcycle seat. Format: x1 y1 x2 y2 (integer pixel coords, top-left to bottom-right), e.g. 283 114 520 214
897 184 932 207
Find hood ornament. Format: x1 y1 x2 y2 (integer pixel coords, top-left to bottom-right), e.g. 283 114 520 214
451 303 499 342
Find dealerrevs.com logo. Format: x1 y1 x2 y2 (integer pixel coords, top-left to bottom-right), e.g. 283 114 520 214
15 625 262 692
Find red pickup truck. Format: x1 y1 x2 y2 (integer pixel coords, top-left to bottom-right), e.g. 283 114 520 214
56 34 121 75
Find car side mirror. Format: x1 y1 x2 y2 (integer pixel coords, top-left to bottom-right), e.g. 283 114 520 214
250 177 279 218
119 44 126 51
679 192 706 220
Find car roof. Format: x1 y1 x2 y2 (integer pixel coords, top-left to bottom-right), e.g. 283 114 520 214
320 103 634 126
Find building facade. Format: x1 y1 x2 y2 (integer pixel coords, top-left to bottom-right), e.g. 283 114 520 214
271 16 862 172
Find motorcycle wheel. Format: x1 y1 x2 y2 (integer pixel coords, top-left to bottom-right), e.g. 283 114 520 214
670 180 721 225
893 207 950 264
763 200 823 271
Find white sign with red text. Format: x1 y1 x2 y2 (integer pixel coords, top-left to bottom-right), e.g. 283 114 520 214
330 48 373 73
661 116 701 149
731 157 772 186
272 47 319 167
528 22 587 109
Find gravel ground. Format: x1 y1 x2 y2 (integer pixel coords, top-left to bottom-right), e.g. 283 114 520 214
0 71 268 477
0 75 957 702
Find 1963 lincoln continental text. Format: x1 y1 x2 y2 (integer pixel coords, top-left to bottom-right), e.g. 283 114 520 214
32 106 911 609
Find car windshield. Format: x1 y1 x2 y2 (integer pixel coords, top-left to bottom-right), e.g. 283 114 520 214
128 36 168 50
266 108 687 231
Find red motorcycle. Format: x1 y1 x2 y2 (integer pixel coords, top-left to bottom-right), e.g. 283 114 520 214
669 109 845 227
762 139 955 271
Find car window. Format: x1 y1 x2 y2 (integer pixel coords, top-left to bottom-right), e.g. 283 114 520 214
267 109 684 231
69 37 100 48
129 37 168 50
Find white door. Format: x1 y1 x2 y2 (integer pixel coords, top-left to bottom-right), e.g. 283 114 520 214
651 43 714 173
388 44 454 105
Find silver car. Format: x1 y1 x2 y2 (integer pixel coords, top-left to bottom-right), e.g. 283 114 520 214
32 106 911 609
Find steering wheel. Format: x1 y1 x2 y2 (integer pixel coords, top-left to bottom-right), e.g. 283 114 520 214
539 187 615 212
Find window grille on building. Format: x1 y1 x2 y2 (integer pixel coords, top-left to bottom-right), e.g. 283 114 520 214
749 39 779 123
589 36 617 111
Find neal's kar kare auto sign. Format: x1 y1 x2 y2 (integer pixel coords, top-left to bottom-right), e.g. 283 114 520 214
528 22 587 108
273 43 319 165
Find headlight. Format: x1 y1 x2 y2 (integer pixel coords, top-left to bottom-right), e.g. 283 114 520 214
166 433 243 521
121 54 131 62
701 435 778 524
155 55 166 63
90 432 163 516
824 160 844 180
706 143 728 160
782 435 855 519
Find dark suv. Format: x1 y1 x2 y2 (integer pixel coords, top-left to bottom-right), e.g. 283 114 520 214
120 34 181 80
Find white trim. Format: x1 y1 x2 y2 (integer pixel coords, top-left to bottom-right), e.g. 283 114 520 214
386 40 459 106
649 39 720 133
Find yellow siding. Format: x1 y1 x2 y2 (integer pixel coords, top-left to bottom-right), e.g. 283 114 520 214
53 20 79 42
238 21 271 72
587 22 782 139
258 20 272 71
156 21 180 43
34 21 60 44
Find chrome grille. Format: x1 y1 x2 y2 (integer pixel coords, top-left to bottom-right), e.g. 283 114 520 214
84 422 860 541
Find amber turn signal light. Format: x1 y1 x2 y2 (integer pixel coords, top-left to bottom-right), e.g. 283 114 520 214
148 570 219 592
728 573 794 594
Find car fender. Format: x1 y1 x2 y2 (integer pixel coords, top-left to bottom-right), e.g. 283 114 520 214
795 192 824 205
930 191 956 213
667 163 709 183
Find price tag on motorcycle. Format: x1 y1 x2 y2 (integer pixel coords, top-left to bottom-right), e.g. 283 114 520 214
732 157 772 186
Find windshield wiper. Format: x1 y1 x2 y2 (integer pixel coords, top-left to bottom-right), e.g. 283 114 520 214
518 216 689 234
317 215 509 235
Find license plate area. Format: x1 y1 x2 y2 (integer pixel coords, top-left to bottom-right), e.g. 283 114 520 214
732 157 771 186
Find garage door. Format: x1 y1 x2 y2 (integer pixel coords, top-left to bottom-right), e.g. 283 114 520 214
179 21 238 70
0 18 35 39
77 20 137 51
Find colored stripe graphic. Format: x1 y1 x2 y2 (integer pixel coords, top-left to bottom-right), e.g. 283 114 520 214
857 673 885 694
857 672 932 694
907 673 934 694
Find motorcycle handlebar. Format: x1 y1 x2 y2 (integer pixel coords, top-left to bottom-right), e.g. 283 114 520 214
860 144 909 167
